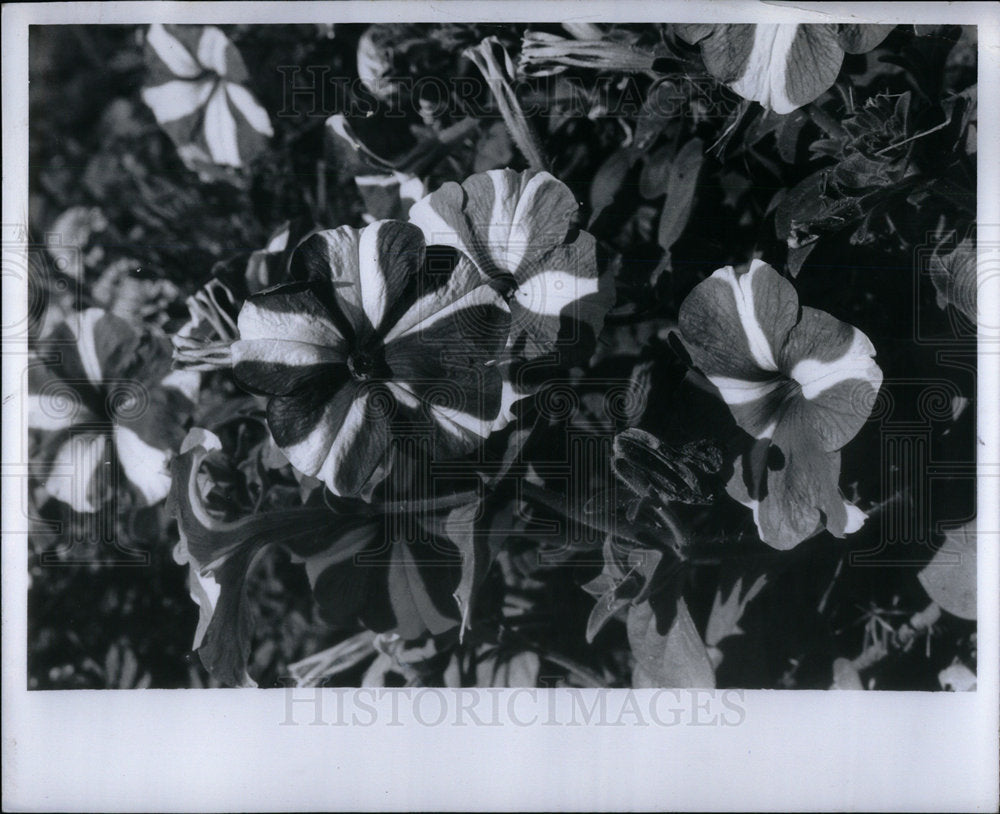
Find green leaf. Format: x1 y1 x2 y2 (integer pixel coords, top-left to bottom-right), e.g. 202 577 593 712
628 592 715 689
656 138 702 255
589 147 638 226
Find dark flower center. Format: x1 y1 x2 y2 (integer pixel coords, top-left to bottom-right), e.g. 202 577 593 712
348 351 377 381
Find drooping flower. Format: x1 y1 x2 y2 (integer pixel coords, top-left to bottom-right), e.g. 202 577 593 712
409 168 610 363
676 24 895 114
169 428 498 685
518 30 658 78
141 24 273 171
465 37 548 171
29 308 194 512
227 220 511 498
677 259 883 549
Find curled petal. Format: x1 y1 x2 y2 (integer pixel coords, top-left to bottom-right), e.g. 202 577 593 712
168 429 367 685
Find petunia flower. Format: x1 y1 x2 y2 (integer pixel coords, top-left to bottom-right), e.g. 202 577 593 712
518 30 659 78
219 220 511 498
29 308 194 512
677 259 883 549
141 24 273 170
408 169 612 426
676 24 894 114
169 428 488 685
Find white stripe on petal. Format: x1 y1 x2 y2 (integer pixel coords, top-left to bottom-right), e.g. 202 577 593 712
141 79 214 124
27 393 93 430
45 433 109 513
707 375 783 406
225 82 274 137
314 392 370 494
430 403 490 439
790 328 880 400
409 190 470 253
356 224 390 330
147 24 201 78
487 170 517 266
76 308 107 385
507 171 556 270
204 85 241 167
729 24 799 115
114 425 173 505
514 270 598 317
197 26 231 75
713 263 779 372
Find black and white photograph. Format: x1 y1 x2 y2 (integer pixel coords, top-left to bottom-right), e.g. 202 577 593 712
3 2 998 811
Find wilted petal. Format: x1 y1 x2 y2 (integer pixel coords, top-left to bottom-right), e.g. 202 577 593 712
168 428 366 685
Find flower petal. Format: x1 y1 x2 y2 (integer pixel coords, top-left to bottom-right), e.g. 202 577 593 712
290 224 424 342
203 85 242 167
168 428 365 685
696 24 844 114
114 424 173 505
783 307 882 451
146 23 202 78
44 433 112 513
141 78 214 125
237 285 347 349
678 260 799 398
409 169 576 282
196 26 232 75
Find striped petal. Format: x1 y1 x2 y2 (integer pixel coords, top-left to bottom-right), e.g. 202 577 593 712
146 23 202 78
225 82 273 137
409 169 604 360
203 85 241 166
509 231 610 359
783 307 882 451
409 169 577 282
237 285 347 348
196 26 232 76
727 428 857 550
686 24 845 114
141 79 214 125
267 383 390 498
678 260 799 398
114 424 173 505
44 433 112 513
233 285 348 395
291 222 425 342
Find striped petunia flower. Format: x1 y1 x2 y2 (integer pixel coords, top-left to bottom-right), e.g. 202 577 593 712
676 24 894 114
29 308 194 513
409 169 610 361
409 169 612 426
141 24 273 170
677 260 882 549
227 220 511 498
